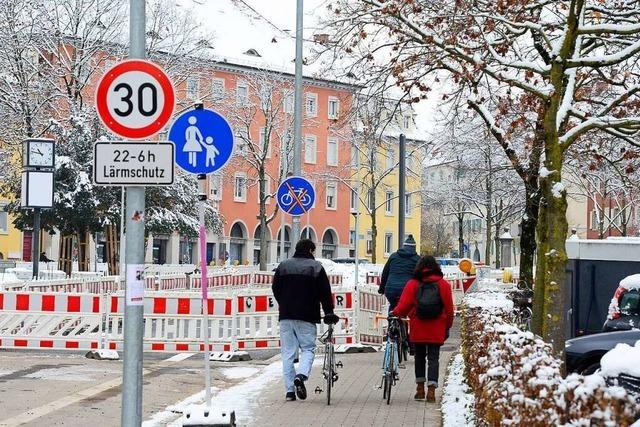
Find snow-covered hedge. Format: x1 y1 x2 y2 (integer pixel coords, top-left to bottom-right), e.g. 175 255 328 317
461 290 639 426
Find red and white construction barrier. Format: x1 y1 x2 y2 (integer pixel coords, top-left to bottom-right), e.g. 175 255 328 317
0 292 103 350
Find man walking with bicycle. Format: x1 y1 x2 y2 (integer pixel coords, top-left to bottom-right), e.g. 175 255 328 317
272 239 339 402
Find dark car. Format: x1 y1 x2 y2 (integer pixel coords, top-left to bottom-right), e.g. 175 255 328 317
604 287 640 331
565 330 640 375
331 258 371 264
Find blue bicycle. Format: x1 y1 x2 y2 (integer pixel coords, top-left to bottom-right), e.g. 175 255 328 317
380 316 403 404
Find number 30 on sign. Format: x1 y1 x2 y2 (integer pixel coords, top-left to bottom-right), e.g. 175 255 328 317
95 60 175 140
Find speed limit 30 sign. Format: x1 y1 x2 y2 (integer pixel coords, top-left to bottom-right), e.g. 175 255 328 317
96 60 175 139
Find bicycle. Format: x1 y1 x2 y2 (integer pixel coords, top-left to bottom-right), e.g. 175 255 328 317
380 316 403 405
314 321 343 405
511 280 534 331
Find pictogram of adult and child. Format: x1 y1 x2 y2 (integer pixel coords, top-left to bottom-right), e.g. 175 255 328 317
183 116 220 168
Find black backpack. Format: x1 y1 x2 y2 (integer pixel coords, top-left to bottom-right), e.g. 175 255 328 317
416 281 443 319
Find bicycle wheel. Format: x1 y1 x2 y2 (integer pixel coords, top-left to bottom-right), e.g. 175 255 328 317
326 344 333 405
386 345 395 405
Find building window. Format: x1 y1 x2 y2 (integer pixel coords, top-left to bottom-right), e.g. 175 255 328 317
284 93 294 114
384 232 393 255
258 176 271 205
386 146 395 170
304 135 317 164
349 230 356 246
210 174 222 201
305 93 318 117
0 207 8 233
405 194 412 215
591 210 598 230
328 97 339 119
403 115 412 130
326 182 337 210
186 77 200 99
350 145 358 168
385 191 393 215
366 230 373 254
327 138 338 166
612 207 621 227
234 173 247 202
367 189 375 211
212 78 225 100
259 127 271 158
236 82 249 106
350 189 358 212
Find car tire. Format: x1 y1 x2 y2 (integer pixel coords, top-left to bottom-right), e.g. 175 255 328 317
580 362 601 375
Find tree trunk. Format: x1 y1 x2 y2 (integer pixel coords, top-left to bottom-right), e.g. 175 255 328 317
58 235 73 276
494 221 501 269
458 212 464 257
258 171 269 271
519 184 540 291
535 141 569 354
371 208 378 264
77 231 90 271
105 224 119 275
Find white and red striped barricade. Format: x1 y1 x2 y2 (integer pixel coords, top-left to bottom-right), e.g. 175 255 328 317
323 286 356 344
105 291 235 352
157 275 188 291
84 276 121 294
357 284 387 345
231 273 252 287
234 289 281 350
365 273 381 286
252 272 274 286
144 275 159 291
0 291 103 350
25 278 84 293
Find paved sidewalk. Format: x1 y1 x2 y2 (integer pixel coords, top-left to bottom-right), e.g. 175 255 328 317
252 322 460 427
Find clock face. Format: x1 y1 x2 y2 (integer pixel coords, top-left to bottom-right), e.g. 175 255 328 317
29 140 54 167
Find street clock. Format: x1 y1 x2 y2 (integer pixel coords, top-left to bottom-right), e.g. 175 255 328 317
23 138 55 168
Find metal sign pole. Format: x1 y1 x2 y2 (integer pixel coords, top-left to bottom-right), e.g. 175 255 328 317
119 187 126 279
198 174 212 408
31 208 40 279
398 134 406 248
121 0 146 425
291 0 304 250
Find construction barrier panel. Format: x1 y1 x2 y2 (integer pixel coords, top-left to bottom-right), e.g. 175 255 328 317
0 291 103 350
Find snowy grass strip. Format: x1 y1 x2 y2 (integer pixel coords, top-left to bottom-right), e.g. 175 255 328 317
442 353 475 427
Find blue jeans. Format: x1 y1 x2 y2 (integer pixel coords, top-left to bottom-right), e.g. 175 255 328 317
279 319 317 393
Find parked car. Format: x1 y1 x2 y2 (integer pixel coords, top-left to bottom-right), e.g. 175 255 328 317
332 258 371 264
435 258 460 266
565 330 640 374
604 274 640 332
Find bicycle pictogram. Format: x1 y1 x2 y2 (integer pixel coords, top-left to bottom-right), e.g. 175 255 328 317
276 176 315 216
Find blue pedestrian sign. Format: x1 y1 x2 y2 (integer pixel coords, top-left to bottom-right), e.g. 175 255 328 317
277 176 315 216
169 108 234 174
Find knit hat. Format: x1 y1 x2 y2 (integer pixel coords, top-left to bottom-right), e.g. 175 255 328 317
403 234 416 247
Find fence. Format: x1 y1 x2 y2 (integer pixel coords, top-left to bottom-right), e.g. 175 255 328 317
1 270 489 353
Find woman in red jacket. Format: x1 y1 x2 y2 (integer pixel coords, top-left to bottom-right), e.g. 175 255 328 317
392 255 454 402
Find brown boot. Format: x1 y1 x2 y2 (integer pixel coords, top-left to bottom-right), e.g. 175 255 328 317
426 385 436 402
414 382 425 400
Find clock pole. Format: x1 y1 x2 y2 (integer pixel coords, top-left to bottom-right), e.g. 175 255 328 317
32 208 40 279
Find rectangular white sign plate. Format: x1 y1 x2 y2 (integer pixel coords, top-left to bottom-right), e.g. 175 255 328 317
94 141 175 186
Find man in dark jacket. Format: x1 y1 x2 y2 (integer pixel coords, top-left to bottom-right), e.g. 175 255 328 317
272 239 339 402
378 234 420 310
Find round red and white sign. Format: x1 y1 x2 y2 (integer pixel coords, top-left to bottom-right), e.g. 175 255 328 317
95 60 175 139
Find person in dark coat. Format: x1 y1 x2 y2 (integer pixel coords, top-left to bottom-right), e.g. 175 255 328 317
272 239 339 402
392 255 455 402
39 252 53 263
378 234 421 310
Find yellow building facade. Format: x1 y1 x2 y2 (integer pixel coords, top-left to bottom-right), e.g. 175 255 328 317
0 199 23 260
350 140 422 264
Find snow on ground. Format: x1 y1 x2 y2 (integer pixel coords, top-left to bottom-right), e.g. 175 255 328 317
600 340 640 378
142 386 219 427
220 367 260 380
442 354 475 427
620 274 640 291
24 365 120 381
464 280 514 312
144 361 283 427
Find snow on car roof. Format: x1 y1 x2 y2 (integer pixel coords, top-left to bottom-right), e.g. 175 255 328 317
620 274 640 291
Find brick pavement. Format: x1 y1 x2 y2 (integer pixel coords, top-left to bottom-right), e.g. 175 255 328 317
252 321 461 427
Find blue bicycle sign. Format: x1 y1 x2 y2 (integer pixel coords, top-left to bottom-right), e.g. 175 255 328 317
277 176 315 216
